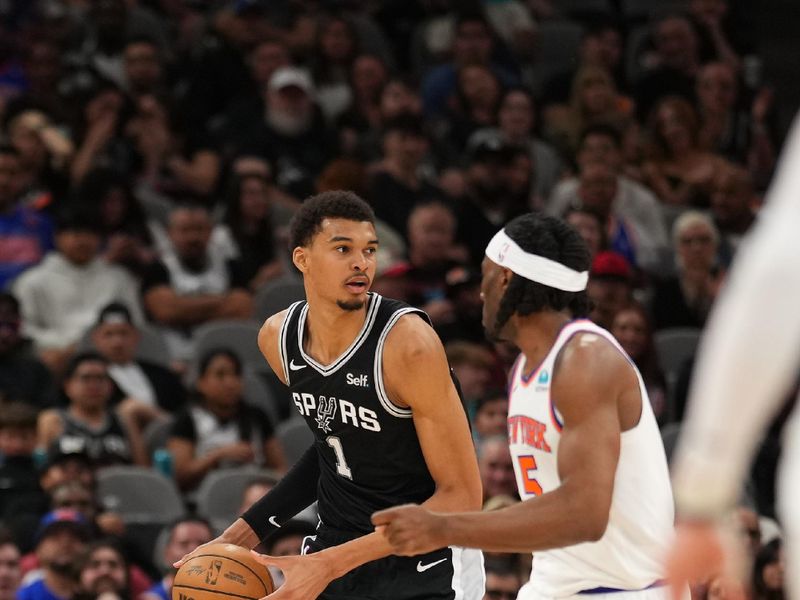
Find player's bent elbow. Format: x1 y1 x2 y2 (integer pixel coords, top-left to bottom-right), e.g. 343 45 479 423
575 510 610 543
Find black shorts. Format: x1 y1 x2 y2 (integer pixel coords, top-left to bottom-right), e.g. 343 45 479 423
302 524 485 600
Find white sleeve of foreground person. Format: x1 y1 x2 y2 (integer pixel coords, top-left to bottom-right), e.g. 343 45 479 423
671 113 800 517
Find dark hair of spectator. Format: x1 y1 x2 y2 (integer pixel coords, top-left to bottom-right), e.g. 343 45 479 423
493 213 591 335
224 173 275 250
0 402 38 430
752 538 784 600
0 292 20 315
475 388 507 412
579 123 623 150
382 112 426 139
289 190 375 249
54 204 103 233
63 351 108 380
198 348 242 378
166 515 213 543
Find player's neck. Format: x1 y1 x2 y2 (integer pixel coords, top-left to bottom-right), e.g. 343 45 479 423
304 299 369 365
511 311 572 374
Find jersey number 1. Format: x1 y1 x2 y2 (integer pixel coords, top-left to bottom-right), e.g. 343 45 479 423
326 436 353 479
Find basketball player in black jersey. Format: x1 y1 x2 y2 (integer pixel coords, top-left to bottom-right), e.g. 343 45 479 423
176 191 484 599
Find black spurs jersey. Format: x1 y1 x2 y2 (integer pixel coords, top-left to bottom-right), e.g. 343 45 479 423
279 293 437 533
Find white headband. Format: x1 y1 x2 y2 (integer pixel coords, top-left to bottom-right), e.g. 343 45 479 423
485 229 589 292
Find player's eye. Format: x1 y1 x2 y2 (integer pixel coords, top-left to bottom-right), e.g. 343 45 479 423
335 246 349 253
365 247 377 255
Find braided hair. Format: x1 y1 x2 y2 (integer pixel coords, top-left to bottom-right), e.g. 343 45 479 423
491 214 591 337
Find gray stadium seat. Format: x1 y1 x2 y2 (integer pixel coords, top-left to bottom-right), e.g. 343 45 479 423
97 466 185 524
253 277 306 323
242 367 280 426
195 467 279 533
142 416 174 458
193 320 264 368
654 327 702 383
659 422 682 464
277 418 314 467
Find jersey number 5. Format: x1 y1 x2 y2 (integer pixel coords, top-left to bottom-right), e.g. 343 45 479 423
326 436 353 480
518 455 543 496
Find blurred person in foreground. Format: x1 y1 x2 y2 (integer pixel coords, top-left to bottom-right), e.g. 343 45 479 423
666 115 800 600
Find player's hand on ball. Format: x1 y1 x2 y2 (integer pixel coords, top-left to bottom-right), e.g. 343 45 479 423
250 550 334 600
173 537 225 569
371 504 446 555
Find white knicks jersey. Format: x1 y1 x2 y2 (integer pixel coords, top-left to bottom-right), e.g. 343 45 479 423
508 320 674 599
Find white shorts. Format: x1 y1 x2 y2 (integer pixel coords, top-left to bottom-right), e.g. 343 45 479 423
517 583 689 600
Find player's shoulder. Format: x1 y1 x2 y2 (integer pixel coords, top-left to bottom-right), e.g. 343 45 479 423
258 303 302 344
556 329 634 391
383 311 442 361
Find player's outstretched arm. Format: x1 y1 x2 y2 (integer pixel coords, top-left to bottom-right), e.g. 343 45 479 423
251 314 483 599
374 333 625 555
666 116 800 596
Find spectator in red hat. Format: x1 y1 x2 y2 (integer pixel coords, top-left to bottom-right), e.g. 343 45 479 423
586 251 634 330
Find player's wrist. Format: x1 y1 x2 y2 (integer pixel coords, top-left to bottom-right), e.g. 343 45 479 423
220 519 260 549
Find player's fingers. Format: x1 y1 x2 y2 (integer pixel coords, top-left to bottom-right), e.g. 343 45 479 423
173 553 190 568
249 550 284 568
371 507 400 526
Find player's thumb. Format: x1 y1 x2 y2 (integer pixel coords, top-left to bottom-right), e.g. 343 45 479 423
371 507 399 527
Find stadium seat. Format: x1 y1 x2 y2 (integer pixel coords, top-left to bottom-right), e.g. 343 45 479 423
142 416 174 457
97 466 186 524
253 276 306 323
276 418 314 467
195 466 279 533
654 327 702 383
242 367 280 426
193 320 264 368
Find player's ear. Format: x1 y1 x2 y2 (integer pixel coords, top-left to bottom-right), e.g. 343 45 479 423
292 247 309 273
500 266 513 290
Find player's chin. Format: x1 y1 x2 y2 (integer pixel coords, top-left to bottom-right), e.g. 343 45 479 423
336 297 366 312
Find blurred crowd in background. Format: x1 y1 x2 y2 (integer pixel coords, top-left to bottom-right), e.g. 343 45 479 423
0 0 793 599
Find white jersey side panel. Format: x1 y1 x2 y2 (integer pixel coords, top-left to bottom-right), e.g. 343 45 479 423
508 320 674 598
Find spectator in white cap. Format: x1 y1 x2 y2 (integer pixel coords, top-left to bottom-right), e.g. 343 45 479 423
219 65 334 199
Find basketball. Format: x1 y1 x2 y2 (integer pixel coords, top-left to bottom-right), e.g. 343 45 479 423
172 543 275 600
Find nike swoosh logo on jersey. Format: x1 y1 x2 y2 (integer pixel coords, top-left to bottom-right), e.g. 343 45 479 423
289 359 307 371
269 516 281 528
416 558 448 572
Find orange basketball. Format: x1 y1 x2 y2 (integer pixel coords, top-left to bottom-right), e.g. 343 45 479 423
172 543 275 600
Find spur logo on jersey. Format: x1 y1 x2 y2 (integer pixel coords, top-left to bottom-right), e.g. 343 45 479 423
345 373 369 387
508 415 551 452
316 396 338 433
293 392 381 432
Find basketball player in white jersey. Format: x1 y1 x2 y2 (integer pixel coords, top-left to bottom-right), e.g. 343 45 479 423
374 213 677 600
666 115 800 599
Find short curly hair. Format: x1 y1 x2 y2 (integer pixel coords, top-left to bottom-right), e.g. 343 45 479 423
491 213 591 336
289 190 375 249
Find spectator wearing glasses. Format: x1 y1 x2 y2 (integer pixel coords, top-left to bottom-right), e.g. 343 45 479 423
651 211 723 330
36 352 148 467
